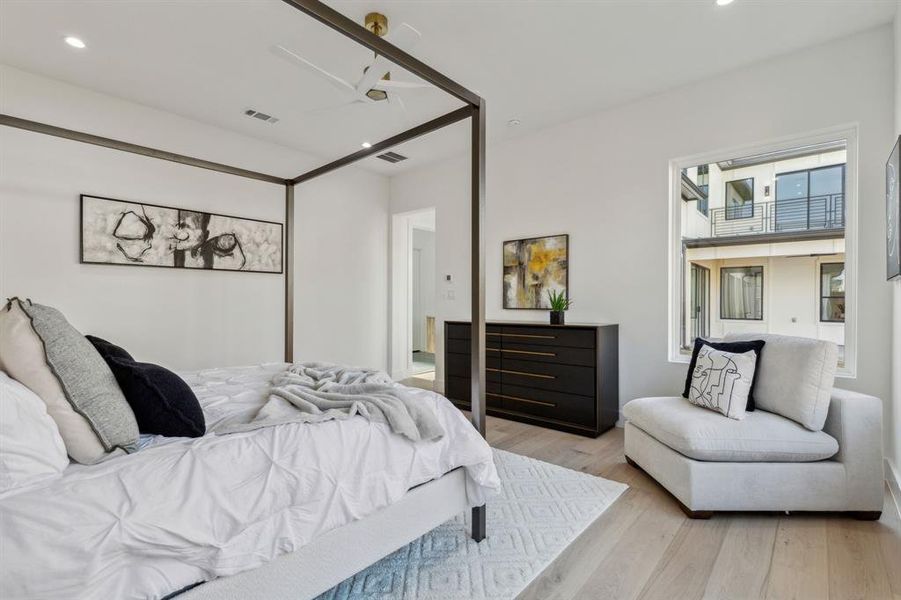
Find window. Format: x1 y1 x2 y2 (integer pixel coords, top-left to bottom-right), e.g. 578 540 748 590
774 164 845 232
671 132 855 374
725 178 754 220
720 266 763 320
820 262 845 322
696 165 709 216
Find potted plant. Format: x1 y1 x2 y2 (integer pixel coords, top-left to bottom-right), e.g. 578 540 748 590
546 289 572 325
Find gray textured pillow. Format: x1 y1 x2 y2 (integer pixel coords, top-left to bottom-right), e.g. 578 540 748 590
724 332 838 431
0 299 138 463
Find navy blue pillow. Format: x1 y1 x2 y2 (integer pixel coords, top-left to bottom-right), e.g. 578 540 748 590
682 337 766 411
87 336 205 438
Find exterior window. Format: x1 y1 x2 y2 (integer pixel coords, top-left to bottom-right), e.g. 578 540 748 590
720 266 763 320
820 262 845 322
725 178 754 220
696 165 709 216
774 164 845 232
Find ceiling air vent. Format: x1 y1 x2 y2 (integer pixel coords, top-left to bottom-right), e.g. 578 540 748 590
376 151 408 164
243 109 279 124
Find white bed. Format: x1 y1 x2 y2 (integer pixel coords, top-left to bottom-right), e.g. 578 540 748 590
0 363 499 600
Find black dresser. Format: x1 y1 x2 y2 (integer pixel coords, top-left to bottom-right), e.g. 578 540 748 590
443 321 619 437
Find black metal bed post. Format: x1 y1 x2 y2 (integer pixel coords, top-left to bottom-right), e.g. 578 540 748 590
470 100 487 542
284 183 295 363
279 0 490 544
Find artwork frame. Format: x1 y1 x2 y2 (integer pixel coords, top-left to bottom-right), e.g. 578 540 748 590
887 136 901 281
502 233 569 310
79 194 283 274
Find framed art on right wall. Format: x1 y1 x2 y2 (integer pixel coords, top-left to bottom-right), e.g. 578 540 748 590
887 135 901 280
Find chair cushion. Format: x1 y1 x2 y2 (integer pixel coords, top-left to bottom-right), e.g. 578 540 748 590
623 396 838 462
724 333 837 431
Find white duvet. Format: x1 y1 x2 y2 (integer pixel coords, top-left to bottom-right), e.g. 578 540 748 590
0 364 499 600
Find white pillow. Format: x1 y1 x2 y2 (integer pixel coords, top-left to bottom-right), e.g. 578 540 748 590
687 344 758 420
0 371 69 492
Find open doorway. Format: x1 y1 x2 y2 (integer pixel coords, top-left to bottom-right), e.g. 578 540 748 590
411 227 436 378
390 208 436 386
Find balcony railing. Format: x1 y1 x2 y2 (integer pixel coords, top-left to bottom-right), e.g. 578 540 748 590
709 194 844 238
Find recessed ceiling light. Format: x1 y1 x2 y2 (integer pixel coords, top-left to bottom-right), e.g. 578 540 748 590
64 36 86 49
507 119 521 127
716 0 734 5
361 142 372 149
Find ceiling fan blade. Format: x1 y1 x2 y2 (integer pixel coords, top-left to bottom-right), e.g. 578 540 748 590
384 23 421 53
355 55 392 97
387 92 408 125
355 23 422 96
270 44 358 97
372 79 432 91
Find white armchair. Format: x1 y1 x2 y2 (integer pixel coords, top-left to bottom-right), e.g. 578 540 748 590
623 334 884 519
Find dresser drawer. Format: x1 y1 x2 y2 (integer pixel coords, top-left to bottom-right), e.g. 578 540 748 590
446 376 501 405
446 338 471 355
492 384 595 427
491 325 596 349
445 322 502 341
497 341 594 367
490 358 595 396
446 352 501 379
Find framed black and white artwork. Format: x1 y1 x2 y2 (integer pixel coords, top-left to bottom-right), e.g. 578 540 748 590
887 136 901 280
80 195 283 274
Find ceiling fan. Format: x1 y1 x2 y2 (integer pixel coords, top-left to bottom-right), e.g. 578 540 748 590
271 12 432 119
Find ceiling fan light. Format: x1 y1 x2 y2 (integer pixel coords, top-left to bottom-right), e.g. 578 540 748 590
64 36 86 49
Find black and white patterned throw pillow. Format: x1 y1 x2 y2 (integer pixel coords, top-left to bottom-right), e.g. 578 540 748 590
687 344 758 420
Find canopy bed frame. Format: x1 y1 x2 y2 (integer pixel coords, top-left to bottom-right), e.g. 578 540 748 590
0 0 488 596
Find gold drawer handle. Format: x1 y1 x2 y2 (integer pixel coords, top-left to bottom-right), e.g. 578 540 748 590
487 392 555 407
487 333 556 340
487 368 556 380
501 348 556 357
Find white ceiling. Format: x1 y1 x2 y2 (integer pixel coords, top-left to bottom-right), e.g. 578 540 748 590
0 0 895 176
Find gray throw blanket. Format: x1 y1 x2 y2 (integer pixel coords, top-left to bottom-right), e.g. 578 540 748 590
220 362 444 442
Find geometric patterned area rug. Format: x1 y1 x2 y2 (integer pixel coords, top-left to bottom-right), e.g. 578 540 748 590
317 449 628 600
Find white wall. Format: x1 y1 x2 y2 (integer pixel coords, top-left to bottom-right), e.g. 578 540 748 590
889 3 901 491
0 127 286 371
390 27 894 414
0 66 390 371
293 169 390 370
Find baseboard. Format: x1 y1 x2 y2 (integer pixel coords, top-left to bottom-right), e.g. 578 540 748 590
886 458 901 521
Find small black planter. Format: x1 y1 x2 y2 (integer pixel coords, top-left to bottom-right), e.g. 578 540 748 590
550 311 565 325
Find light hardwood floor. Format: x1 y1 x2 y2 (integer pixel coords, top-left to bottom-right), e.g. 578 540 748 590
431 395 901 600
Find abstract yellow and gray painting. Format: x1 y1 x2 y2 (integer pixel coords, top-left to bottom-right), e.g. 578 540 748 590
503 234 568 309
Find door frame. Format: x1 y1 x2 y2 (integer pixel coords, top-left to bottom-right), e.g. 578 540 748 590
390 208 436 380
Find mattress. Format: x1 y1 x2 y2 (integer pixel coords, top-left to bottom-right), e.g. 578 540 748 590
0 363 500 600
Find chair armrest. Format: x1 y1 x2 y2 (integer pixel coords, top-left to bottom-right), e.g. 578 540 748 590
823 388 884 510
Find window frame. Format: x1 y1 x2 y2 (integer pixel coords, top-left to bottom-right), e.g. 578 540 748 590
719 265 764 321
724 177 755 220
668 125 858 379
819 262 845 323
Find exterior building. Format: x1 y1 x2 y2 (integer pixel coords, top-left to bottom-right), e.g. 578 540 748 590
680 145 846 359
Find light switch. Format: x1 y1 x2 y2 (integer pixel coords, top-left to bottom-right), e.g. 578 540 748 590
447 290 455 300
